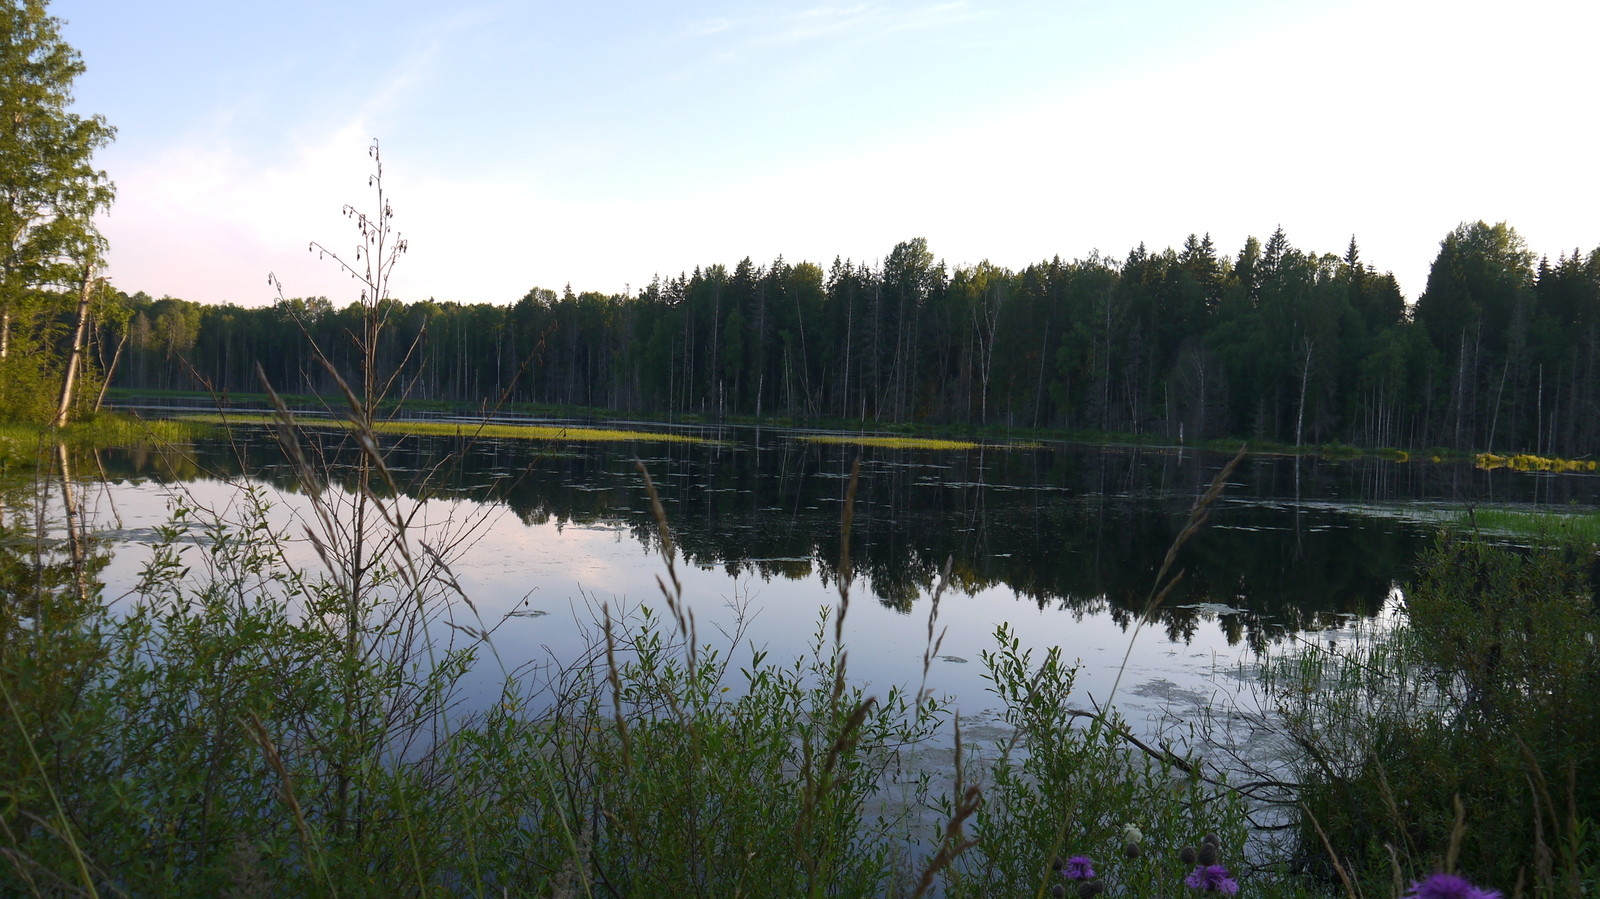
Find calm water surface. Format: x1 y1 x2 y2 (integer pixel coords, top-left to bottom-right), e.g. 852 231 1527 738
35 421 1600 730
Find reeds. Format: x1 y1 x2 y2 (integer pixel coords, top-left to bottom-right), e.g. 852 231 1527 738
1262 529 1600 896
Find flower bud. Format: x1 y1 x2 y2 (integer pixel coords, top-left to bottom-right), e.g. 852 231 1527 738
1202 833 1220 848
1199 843 1219 865
1124 841 1141 860
1051 885 1066 899
1180 846 1198 865
1079 880 1106 899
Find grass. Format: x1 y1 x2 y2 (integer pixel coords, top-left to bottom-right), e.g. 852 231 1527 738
0 414 210 471
1261 530 1600 897
177 413 713 444
1455 506 1600 543
0 414 204 446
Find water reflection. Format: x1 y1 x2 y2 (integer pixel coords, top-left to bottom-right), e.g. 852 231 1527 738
76 424 1600 648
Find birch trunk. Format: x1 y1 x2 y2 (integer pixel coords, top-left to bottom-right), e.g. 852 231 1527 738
53 265 96 427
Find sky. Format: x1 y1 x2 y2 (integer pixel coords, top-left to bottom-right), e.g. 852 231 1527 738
55 0 1600 308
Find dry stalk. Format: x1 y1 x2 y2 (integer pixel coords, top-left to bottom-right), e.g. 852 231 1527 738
0 675 98 899
836 456 860 648
1305 802 1361 899
1101 444 1246 717
792 696 877 890
601 604 633 772
912 716 982 899
239 712 332 895
1444 794 1466 874
916 555 953 716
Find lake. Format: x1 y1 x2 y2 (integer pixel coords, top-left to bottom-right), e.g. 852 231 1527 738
21 417 1600 736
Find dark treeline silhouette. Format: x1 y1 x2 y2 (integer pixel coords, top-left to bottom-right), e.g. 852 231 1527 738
109 221 1600 453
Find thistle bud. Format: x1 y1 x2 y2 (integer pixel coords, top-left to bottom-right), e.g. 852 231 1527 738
1051 856 1065 871
1202 833 1220 848
1124 841 1141 860
1180 846 1198 865
1079 880 1106 899
1199 843 1219 865
1051 885 1066 899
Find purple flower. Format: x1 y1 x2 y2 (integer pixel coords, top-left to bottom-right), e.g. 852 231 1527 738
1185 865 1240 896
1062 856 1096 881
1404 874 1502 899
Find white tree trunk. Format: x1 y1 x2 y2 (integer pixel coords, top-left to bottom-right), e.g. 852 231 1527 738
54 265 96 427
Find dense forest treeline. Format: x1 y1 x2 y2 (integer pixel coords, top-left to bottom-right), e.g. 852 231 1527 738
102 221 1600 454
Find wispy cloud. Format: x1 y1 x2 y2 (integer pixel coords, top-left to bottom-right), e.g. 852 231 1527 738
671 2 990 51
678 16 735 39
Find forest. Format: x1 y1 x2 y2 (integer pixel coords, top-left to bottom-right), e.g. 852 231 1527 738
81 222 1597 454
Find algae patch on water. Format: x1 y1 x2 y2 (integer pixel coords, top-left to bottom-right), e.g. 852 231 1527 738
799 434 1038 451
180 415 710 444
1474 452 1597 473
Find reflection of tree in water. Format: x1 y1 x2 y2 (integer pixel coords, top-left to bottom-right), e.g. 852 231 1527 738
1 450 113 631
89 425 1600 645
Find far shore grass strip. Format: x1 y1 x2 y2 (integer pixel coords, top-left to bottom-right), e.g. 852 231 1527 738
179 414 709 445
799 434 1039 451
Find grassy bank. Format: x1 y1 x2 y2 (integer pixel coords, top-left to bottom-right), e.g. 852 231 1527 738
0 414 210 472
106 387 1465 461
1455 506 1600 543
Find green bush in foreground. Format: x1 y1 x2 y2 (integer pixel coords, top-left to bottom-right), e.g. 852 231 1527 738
0 486 1291 897
1270 532 1600 896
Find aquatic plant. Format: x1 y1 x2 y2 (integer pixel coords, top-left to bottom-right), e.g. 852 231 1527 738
1474 451 1597 473
1263 529 1600 895
802 433 987 451
178 413 712 444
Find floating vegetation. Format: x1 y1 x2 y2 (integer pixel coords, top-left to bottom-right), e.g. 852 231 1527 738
1474 452 1597 473
180 414 709 444
0 417 208 471
1457 507 1600 543
800 434 1038 451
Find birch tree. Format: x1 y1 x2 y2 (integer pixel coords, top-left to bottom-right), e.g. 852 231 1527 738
0 0 115 421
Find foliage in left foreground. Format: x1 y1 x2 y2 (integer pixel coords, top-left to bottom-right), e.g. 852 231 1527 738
0 471 1304 898
0 480 921 897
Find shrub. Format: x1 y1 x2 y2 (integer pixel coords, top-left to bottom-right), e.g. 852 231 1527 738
1271 531 1600 894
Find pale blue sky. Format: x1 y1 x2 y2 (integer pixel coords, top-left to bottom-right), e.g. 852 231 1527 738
57 0 1600 305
